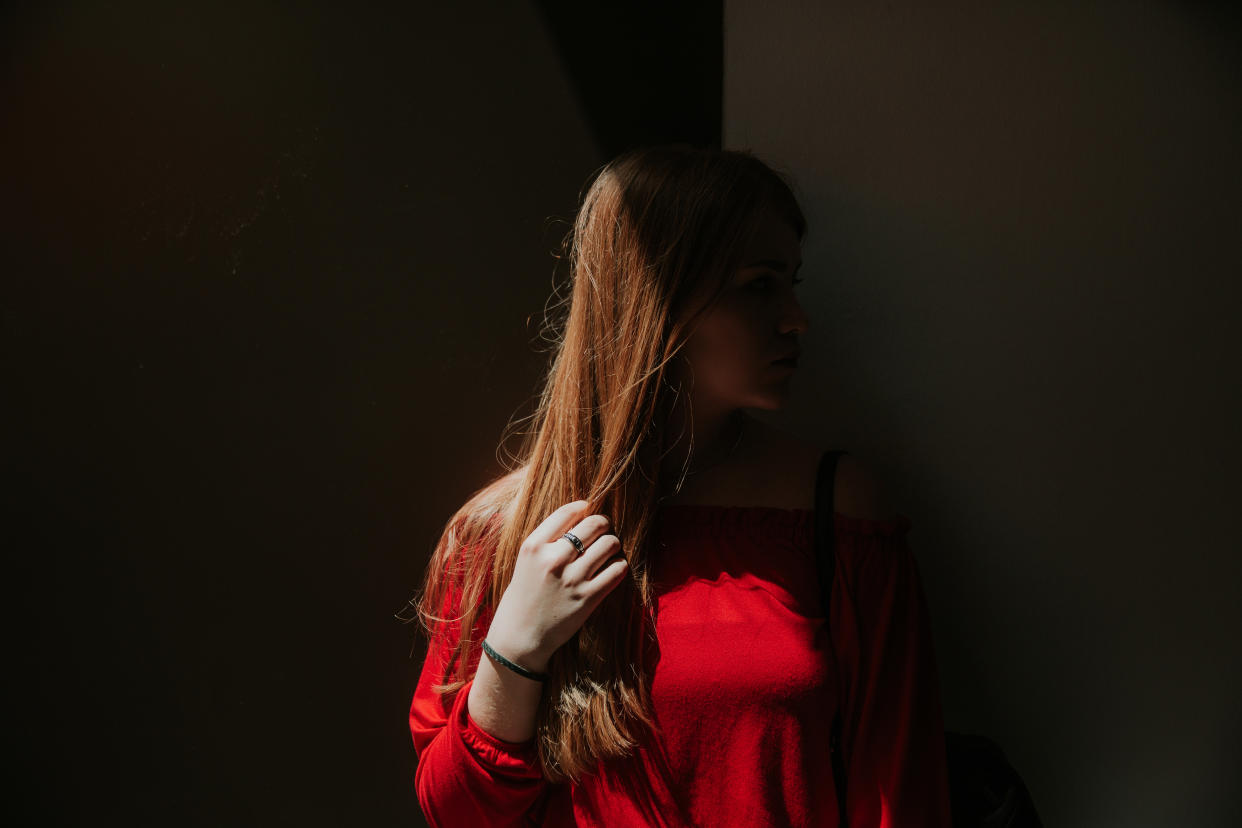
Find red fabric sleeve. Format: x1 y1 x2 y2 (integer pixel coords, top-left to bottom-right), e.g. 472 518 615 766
408 551 548 827
834 513 953 828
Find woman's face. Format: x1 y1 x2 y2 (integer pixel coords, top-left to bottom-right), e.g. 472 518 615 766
677 210 810 412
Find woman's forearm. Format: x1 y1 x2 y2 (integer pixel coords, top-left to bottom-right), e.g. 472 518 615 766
465 639 546 743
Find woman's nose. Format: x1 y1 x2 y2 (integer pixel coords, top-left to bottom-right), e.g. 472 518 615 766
778 293 810 336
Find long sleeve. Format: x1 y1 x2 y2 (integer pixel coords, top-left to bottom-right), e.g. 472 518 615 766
834 514 953 828
408 578 549 826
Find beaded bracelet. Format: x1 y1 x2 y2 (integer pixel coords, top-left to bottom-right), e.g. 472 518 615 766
481 639 549 683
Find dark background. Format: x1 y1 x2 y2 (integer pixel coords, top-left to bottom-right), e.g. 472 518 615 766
6 1 1241 826
4 1 718 824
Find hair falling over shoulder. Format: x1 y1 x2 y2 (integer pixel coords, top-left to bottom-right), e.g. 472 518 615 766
406 144 807 783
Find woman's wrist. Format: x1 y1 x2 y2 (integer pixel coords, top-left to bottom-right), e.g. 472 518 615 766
482 639 549 682
467 649 544 743
483 622 552 674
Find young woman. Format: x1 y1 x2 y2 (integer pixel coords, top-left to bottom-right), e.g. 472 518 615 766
407 145 952 826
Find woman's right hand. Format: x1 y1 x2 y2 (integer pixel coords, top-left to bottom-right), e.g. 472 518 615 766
483 500 629 674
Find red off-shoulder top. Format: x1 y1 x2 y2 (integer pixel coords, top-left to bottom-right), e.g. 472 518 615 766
409 505 952 827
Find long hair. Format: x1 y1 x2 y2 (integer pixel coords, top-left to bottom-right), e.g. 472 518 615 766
410 144 807 783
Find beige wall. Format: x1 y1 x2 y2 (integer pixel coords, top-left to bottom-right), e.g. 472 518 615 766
726 2 1242 825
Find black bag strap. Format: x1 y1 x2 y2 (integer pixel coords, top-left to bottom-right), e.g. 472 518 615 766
814 450 848 610
814 449 850 826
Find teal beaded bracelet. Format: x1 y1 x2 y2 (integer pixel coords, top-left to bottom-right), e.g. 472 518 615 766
481 639 549 683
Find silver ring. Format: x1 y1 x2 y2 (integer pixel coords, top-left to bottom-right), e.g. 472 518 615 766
561 531 586 555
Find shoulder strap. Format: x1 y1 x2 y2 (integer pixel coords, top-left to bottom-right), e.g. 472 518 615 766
814 449 848 601
815 449 849 825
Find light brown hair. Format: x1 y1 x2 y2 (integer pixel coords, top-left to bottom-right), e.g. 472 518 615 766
411 144 807 782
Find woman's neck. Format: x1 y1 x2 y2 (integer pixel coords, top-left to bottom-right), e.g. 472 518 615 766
657 406 750 494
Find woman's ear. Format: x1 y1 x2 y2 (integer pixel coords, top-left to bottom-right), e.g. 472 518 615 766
833 454 900 521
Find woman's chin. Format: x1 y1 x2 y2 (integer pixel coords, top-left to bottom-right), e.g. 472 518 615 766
746 389 793 410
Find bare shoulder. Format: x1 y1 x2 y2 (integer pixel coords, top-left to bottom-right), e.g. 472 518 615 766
744 417 900 518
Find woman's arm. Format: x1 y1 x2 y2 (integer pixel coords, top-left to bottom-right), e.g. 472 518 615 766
410 500 628 827
835 513 953 828
409 610 548 828
465 642 546 742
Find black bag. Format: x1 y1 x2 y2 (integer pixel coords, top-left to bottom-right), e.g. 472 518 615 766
814 450 1043 828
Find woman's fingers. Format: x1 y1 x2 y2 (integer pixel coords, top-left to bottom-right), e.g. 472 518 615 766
561 531 623 584
586 556 629 601
525 499 591 550
526 501 618 572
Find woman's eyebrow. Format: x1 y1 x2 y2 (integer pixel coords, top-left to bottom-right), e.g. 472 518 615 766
744 258 803 273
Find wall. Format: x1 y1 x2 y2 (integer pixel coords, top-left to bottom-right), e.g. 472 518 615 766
725 2 1242 825
4 1 600 823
